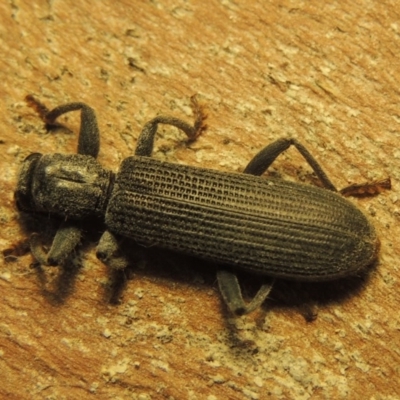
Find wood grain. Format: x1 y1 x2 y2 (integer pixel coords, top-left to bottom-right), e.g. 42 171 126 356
1 1 399 399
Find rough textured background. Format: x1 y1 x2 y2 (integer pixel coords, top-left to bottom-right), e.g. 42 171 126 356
1 1 399 399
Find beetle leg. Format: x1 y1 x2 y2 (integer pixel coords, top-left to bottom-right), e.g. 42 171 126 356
217 270 274 315
243 138 337 191
96 230 129 270
25 95 100 158
135 95 207 157
339 177 391 197
30 221 82 266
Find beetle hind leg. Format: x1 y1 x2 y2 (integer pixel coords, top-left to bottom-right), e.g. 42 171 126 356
243 138 337 191
217 270 274 315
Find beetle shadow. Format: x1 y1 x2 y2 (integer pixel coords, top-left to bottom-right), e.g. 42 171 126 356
215 264 379 354
101 238 251 308
232 263 377 316
15 213 104 306
104 242 379 323
103 243 219 305
266 269 377 318
32 257 83 305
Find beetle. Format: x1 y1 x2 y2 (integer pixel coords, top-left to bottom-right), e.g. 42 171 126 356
15 95 381 315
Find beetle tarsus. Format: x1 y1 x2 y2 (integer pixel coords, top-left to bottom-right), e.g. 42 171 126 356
217 270 274 315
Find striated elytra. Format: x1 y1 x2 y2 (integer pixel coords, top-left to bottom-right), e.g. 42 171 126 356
107 156 378 280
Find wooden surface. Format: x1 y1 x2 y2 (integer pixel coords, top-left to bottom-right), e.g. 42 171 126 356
1 1 399 399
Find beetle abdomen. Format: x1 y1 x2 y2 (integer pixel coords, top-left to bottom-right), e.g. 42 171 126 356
106 157 378 280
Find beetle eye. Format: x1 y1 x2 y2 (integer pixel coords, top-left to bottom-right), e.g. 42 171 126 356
14 153 42 211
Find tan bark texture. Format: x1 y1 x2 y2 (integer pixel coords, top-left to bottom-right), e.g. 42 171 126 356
0 1 399 399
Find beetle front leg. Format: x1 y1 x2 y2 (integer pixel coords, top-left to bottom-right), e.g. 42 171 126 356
217 270 274 315
96 231 129 270
25 95 100 157
23 96 101 268
30 221 82 266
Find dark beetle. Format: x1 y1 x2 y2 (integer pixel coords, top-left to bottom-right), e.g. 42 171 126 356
16 95 380 315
